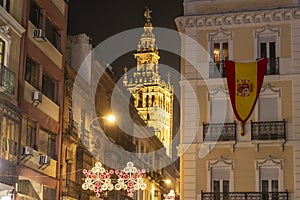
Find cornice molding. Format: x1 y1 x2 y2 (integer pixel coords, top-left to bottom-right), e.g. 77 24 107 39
0 7 25 37
176 7 300 31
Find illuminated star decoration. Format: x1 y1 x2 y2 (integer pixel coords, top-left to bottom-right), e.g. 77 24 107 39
114 162 147 197
82 162 114 198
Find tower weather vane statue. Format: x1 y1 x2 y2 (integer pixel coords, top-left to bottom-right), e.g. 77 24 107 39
144 7 152 21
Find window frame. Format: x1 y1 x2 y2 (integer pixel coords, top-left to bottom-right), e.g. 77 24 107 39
255 155 284 192
207 156 234 192
208 88 233 123
208 28 233 62
254 84 282 121
25 57 40 89
38 128 57 159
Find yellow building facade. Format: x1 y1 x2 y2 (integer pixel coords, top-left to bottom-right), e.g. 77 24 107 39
176 0 300 199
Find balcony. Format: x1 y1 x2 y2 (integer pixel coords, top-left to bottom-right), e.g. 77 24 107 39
264 57 279 75
209 61 226 78
202 191 289 200
0 158 16 186
251 120 286 140
203 122 236 142
0 64 15 94
62 179 79 199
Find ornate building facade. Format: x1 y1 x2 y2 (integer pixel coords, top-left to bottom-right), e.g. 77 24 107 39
176 0 300 199
123 9 174 158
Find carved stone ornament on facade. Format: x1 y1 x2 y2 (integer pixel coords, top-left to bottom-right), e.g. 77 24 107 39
176 7 300 31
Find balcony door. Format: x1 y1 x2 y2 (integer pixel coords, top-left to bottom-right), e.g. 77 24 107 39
260 167 279 200
213 180 229 200
256 27 279 75
212 167 230 199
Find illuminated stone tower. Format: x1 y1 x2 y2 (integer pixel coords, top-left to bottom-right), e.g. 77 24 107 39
123 8 174 157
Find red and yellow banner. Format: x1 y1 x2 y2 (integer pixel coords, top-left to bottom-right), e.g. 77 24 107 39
225 58 268 135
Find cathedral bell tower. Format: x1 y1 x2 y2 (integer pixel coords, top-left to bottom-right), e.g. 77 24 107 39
123 8 174 157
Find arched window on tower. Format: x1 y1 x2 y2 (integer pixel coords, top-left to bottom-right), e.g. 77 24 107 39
138 91 143 108
151 95 155 106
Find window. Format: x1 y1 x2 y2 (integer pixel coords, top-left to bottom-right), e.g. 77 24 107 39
0 38 5 65
21 117 36 149
42 73 56 102
29 0 61 50
38 129 56 159
0 105 20 161
255 156 284 193
209 88 233 123
208 28 232 78
45 18 61 51
0 0 10 12
29 0 42 29
25 57 39 89
208 157 234 193
255 84 281 121
258 96 279 121
43 186 56 200
255 25 280 75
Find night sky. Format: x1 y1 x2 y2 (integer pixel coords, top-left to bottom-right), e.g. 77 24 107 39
67 0 183 76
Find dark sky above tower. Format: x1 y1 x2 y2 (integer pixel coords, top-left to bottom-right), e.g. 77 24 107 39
67 0 183 76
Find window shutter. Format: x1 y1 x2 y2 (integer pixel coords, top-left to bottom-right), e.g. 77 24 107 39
260 167 279 180
212 168 230 180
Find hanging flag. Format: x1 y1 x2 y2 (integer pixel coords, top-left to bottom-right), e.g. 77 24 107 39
225 58 268 136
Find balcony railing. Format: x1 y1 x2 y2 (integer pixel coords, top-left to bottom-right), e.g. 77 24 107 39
203 122 236 142
0 65 15 94
257 57 280 75
251 120 286 140
209 61 226 78
209 57 280 78
202 191 289 200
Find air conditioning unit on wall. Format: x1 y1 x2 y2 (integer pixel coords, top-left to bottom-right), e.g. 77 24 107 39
21 146 33 156
32 91 42 106
39 155 51 165
33 29 46 42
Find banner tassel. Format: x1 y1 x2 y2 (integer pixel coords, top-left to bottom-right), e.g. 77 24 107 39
241 122 245 136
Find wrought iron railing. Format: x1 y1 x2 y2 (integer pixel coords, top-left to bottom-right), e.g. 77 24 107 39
0 65 15 94
257 57 280 75
0 158 16 186
209 61 226 78
251 120 286 140
202 191 289 200
203 122 236 141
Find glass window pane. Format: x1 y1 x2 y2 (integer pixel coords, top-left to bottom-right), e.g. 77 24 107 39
214 43 220 62
270 42 276 58
222 42 229 60
262 180 268 193
260 43 267 58
38 130 48 154
272 180 278 192
223 180 229 193
213 180 220 192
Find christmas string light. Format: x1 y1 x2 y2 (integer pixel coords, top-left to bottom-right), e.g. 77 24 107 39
82 161 146 198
